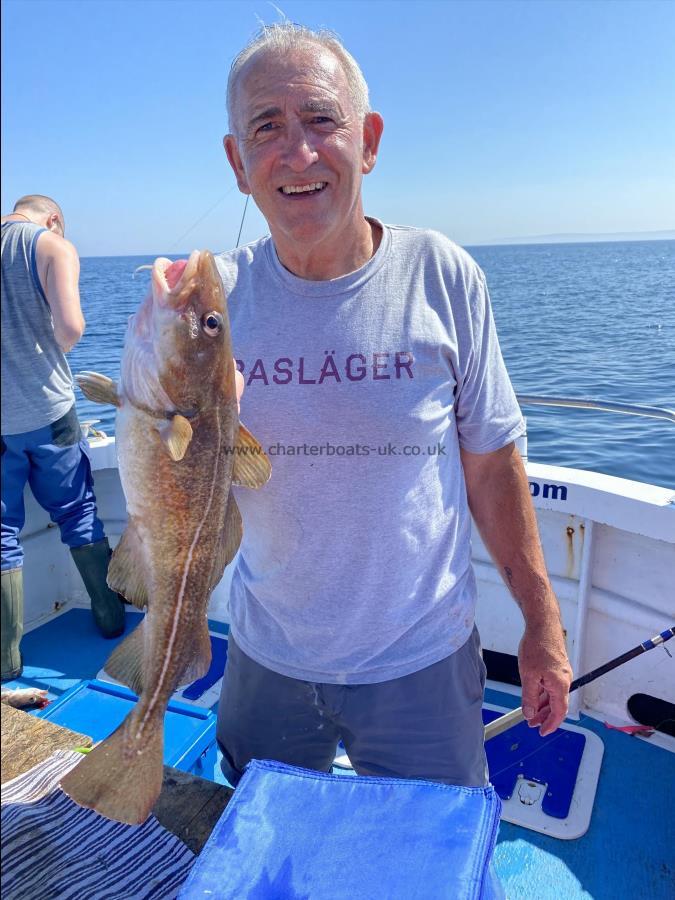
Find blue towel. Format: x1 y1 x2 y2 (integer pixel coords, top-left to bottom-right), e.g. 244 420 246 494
179 760 504 899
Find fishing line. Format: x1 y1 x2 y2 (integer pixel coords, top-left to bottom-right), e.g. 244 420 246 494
235 195 250 248
166 185 239 254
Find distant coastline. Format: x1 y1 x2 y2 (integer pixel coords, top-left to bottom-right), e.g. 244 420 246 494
80 231 675 259
468 230 675 248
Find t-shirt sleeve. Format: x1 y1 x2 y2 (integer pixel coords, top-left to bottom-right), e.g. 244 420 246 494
454 268 525 453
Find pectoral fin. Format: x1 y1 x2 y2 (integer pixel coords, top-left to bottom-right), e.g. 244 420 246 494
157 415 193 461
103 620 145 695
232 422 272 488
107 522 148 610
75 371 121 407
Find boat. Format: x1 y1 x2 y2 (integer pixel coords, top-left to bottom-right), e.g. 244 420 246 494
2 397 674 899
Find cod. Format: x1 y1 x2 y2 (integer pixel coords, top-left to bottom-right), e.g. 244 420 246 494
61 250 270 824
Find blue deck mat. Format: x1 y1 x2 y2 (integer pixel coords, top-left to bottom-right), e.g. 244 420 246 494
482 708 585 819
486 687 675 900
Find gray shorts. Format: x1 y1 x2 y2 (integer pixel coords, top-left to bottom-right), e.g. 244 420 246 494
216 627 488 788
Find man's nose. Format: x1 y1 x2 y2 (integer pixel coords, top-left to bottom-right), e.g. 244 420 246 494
281 123 319 171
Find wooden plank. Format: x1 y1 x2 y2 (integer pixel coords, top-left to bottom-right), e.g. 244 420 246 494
1 704 92 783
1 703 233 854
156 767 233 854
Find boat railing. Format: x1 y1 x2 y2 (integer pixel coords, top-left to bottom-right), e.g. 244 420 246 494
516 395 675 423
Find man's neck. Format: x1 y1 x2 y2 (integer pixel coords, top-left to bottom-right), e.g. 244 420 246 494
274 217 382 281
1 213 34 224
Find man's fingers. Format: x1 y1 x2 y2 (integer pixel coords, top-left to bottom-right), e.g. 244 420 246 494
520 677 542 722
234 361 244 412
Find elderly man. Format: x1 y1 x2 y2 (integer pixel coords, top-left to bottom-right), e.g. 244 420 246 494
1 195 125 681
215 24 571 787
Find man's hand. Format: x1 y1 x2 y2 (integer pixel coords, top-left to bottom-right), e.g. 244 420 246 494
518 619 572 736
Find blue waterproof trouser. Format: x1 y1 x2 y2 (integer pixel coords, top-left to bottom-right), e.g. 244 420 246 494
1 406 105 571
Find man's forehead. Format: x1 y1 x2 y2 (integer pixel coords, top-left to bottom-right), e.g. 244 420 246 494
235 46 348 112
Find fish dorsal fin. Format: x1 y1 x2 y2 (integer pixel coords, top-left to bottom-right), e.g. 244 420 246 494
107 522 148 610
232 422 272 488
176 617 212 688
210 491 243 590
103 620 145 695
157 414 193 461
75 371 121 407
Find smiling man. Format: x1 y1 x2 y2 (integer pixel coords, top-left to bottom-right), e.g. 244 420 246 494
215 24 571 789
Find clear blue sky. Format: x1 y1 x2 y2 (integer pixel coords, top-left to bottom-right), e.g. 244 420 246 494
2 0 674 256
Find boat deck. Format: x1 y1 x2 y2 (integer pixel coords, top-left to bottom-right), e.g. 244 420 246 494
3 605 674 899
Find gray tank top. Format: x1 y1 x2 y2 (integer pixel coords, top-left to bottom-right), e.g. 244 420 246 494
1 221 75 434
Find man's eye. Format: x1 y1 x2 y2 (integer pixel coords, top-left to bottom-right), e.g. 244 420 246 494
312 116 333 125
257 122 277 134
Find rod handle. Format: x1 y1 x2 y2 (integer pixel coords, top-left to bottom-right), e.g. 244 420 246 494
484 706 526 740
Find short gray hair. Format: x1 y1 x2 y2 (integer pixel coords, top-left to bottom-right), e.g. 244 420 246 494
227 23 370 134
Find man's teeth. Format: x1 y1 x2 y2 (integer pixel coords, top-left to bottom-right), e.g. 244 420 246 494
281 182 327 195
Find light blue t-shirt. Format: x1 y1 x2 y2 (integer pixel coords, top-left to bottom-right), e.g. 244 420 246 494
216 221 524 684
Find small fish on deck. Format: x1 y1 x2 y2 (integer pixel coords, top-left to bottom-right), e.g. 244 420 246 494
60 250 270 824
1 687 50 709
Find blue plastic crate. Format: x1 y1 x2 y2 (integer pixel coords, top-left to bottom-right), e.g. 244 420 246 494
39 679 217 777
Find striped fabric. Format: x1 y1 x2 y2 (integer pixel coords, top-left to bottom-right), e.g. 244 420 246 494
1 750 194 899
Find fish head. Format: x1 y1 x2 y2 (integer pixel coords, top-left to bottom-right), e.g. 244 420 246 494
123 250 235 415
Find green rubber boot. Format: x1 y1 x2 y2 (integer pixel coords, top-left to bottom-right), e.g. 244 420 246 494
70 539 125 638
1 568 24 681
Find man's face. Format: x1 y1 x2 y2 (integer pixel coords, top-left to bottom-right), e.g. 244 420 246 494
225 45 381 255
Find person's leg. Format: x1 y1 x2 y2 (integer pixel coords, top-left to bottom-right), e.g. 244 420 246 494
27 408 124 637
216 635 341 786
339 627 488 787
1 433 31 680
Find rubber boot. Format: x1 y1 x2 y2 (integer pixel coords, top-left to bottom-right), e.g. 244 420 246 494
70 539 125 638
1 568 24 681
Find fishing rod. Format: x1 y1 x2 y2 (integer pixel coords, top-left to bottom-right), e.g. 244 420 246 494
484 625 675 741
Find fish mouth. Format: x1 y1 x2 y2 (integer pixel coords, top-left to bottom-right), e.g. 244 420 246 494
151 250 223 312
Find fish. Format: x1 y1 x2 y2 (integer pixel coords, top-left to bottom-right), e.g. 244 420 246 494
1 687 49 709
60 250 270 824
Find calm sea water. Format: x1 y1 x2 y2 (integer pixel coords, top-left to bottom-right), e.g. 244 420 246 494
72 240 675 490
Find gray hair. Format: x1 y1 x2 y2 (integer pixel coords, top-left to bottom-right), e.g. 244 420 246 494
227 23 370 134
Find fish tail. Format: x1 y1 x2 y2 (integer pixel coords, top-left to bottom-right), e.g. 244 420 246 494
60 712 164 825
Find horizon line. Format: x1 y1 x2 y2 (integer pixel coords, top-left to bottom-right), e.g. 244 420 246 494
80 231 675 259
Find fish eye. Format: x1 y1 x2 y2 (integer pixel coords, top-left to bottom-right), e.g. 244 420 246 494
201 311 223 336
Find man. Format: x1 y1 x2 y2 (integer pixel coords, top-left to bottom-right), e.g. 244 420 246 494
1 195 125 682
215 25 571 787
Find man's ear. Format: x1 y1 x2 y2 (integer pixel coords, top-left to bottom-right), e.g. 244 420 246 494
46 213 61 234
362 112 384 175
224 134 251 195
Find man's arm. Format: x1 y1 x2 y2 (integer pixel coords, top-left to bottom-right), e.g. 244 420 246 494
35 231 85 352
461 440 572 736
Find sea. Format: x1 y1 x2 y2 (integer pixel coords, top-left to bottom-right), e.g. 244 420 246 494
71 239 675 490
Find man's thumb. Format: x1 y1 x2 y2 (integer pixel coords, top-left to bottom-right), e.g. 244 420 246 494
521 678 540 720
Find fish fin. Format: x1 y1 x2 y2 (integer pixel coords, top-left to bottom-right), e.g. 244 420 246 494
107 523 148 610
157 414 193 462
210 492 243 589
177 618 213 688
232 422 272 488
75 371 121 407
103 620 145 695
60 713 163 824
